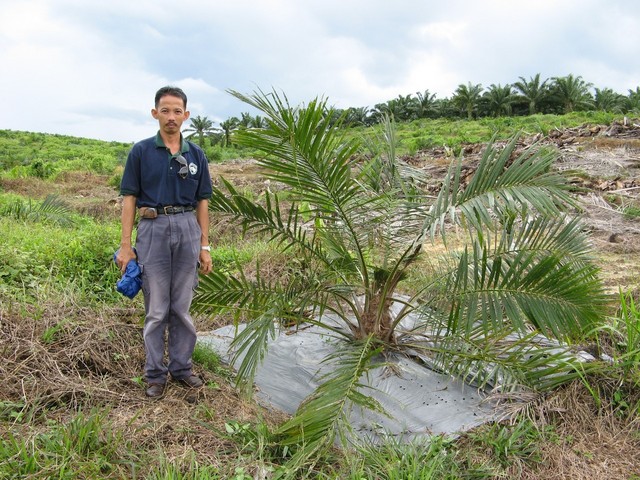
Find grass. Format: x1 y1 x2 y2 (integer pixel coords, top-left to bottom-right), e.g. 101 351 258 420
0 211 123 303
623 205 640 219
0 409 137 479
352 435 491 479
354 111 618 156
0 112 619 184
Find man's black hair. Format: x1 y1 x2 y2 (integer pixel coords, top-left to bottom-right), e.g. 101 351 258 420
155 86 188 109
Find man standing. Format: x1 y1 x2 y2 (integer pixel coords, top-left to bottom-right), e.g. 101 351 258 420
116 86 213 398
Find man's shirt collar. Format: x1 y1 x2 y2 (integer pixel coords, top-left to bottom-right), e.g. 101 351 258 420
154 132 191 154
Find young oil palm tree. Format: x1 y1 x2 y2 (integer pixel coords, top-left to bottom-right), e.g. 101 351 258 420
2 194 74 226
193 88 606 462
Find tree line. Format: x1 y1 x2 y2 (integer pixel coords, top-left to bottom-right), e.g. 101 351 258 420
185 74 640 148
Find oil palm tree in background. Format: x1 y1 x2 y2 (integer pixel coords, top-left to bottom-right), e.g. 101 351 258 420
342 106 370 127
372 94 416 122
594 87 627 113
513 74 549 115
219 117 239 147
238 112 253 128
183 115 218 148
453 82 484 119
193 88 606 465
249 115 268 129
551 74 594 113
484 83 516 117
628 87 640 113
412 89 438 119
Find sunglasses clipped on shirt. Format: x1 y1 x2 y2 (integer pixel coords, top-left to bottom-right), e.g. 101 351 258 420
173 155 189 179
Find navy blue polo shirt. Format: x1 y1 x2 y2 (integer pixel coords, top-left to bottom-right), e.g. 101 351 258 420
120 133 212 208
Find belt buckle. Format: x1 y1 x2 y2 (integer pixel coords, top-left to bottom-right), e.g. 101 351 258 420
141 207 158 219
163 206 173 215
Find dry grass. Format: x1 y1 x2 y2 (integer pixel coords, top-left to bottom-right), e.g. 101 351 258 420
587 136 640 150
0 298 288 476
455 381 640 479
521 382 640 479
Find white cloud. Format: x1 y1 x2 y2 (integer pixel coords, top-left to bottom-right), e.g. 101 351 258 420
412 21 468 47
0 0 638 141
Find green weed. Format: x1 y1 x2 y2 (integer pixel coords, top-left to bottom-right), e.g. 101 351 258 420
0 209 122 303
0 401 28 423
468 420 544 470
354 434 493 479
41 318 72 344
192 344 233 381
145 456 221 479
0 409 136 479
622 205 640 219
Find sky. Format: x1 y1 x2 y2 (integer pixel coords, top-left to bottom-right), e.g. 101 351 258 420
1 0 639 143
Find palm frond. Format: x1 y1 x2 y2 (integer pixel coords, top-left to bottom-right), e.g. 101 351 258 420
275 335 384 461
192 269 263 319
210 179 322 256
222 89 381 295
229 310 278 396
420 326 603 392
2 194 75 226
229 89 362 214
438 215 606 341
209 178 369 288
430 134 574 239
193 261 366 393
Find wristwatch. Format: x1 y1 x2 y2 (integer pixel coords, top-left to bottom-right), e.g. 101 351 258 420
201 245 211 252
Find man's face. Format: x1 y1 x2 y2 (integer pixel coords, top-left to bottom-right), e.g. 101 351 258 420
151 95 190 135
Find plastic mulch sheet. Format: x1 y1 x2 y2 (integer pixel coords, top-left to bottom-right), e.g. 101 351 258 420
197 314 499 443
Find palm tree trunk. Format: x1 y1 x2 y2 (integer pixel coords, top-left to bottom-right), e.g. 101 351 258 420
359 293 394 343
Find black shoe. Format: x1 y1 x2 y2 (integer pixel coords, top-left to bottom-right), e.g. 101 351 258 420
176 375 203 388
145 383 166 398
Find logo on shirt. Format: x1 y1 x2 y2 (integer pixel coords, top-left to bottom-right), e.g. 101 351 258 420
189 163 198 175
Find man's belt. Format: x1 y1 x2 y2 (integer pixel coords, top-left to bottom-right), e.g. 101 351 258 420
158 205 194 215
139 206 194 219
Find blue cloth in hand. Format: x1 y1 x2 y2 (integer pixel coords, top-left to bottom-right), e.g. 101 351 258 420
113 249 142 299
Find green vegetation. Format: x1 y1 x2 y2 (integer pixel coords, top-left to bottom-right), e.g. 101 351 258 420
0 130 131 178
0 205 122 303
1 103 639 478
0 111 617 184
0 409 138 479
177 73 635 160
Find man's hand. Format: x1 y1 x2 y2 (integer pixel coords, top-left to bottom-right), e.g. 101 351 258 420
199 250 213 274
116 245 137 274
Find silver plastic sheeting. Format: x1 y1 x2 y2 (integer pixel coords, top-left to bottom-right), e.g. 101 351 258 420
197 315 499 442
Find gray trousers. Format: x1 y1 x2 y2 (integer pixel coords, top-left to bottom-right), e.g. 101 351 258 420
136 213 201 383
